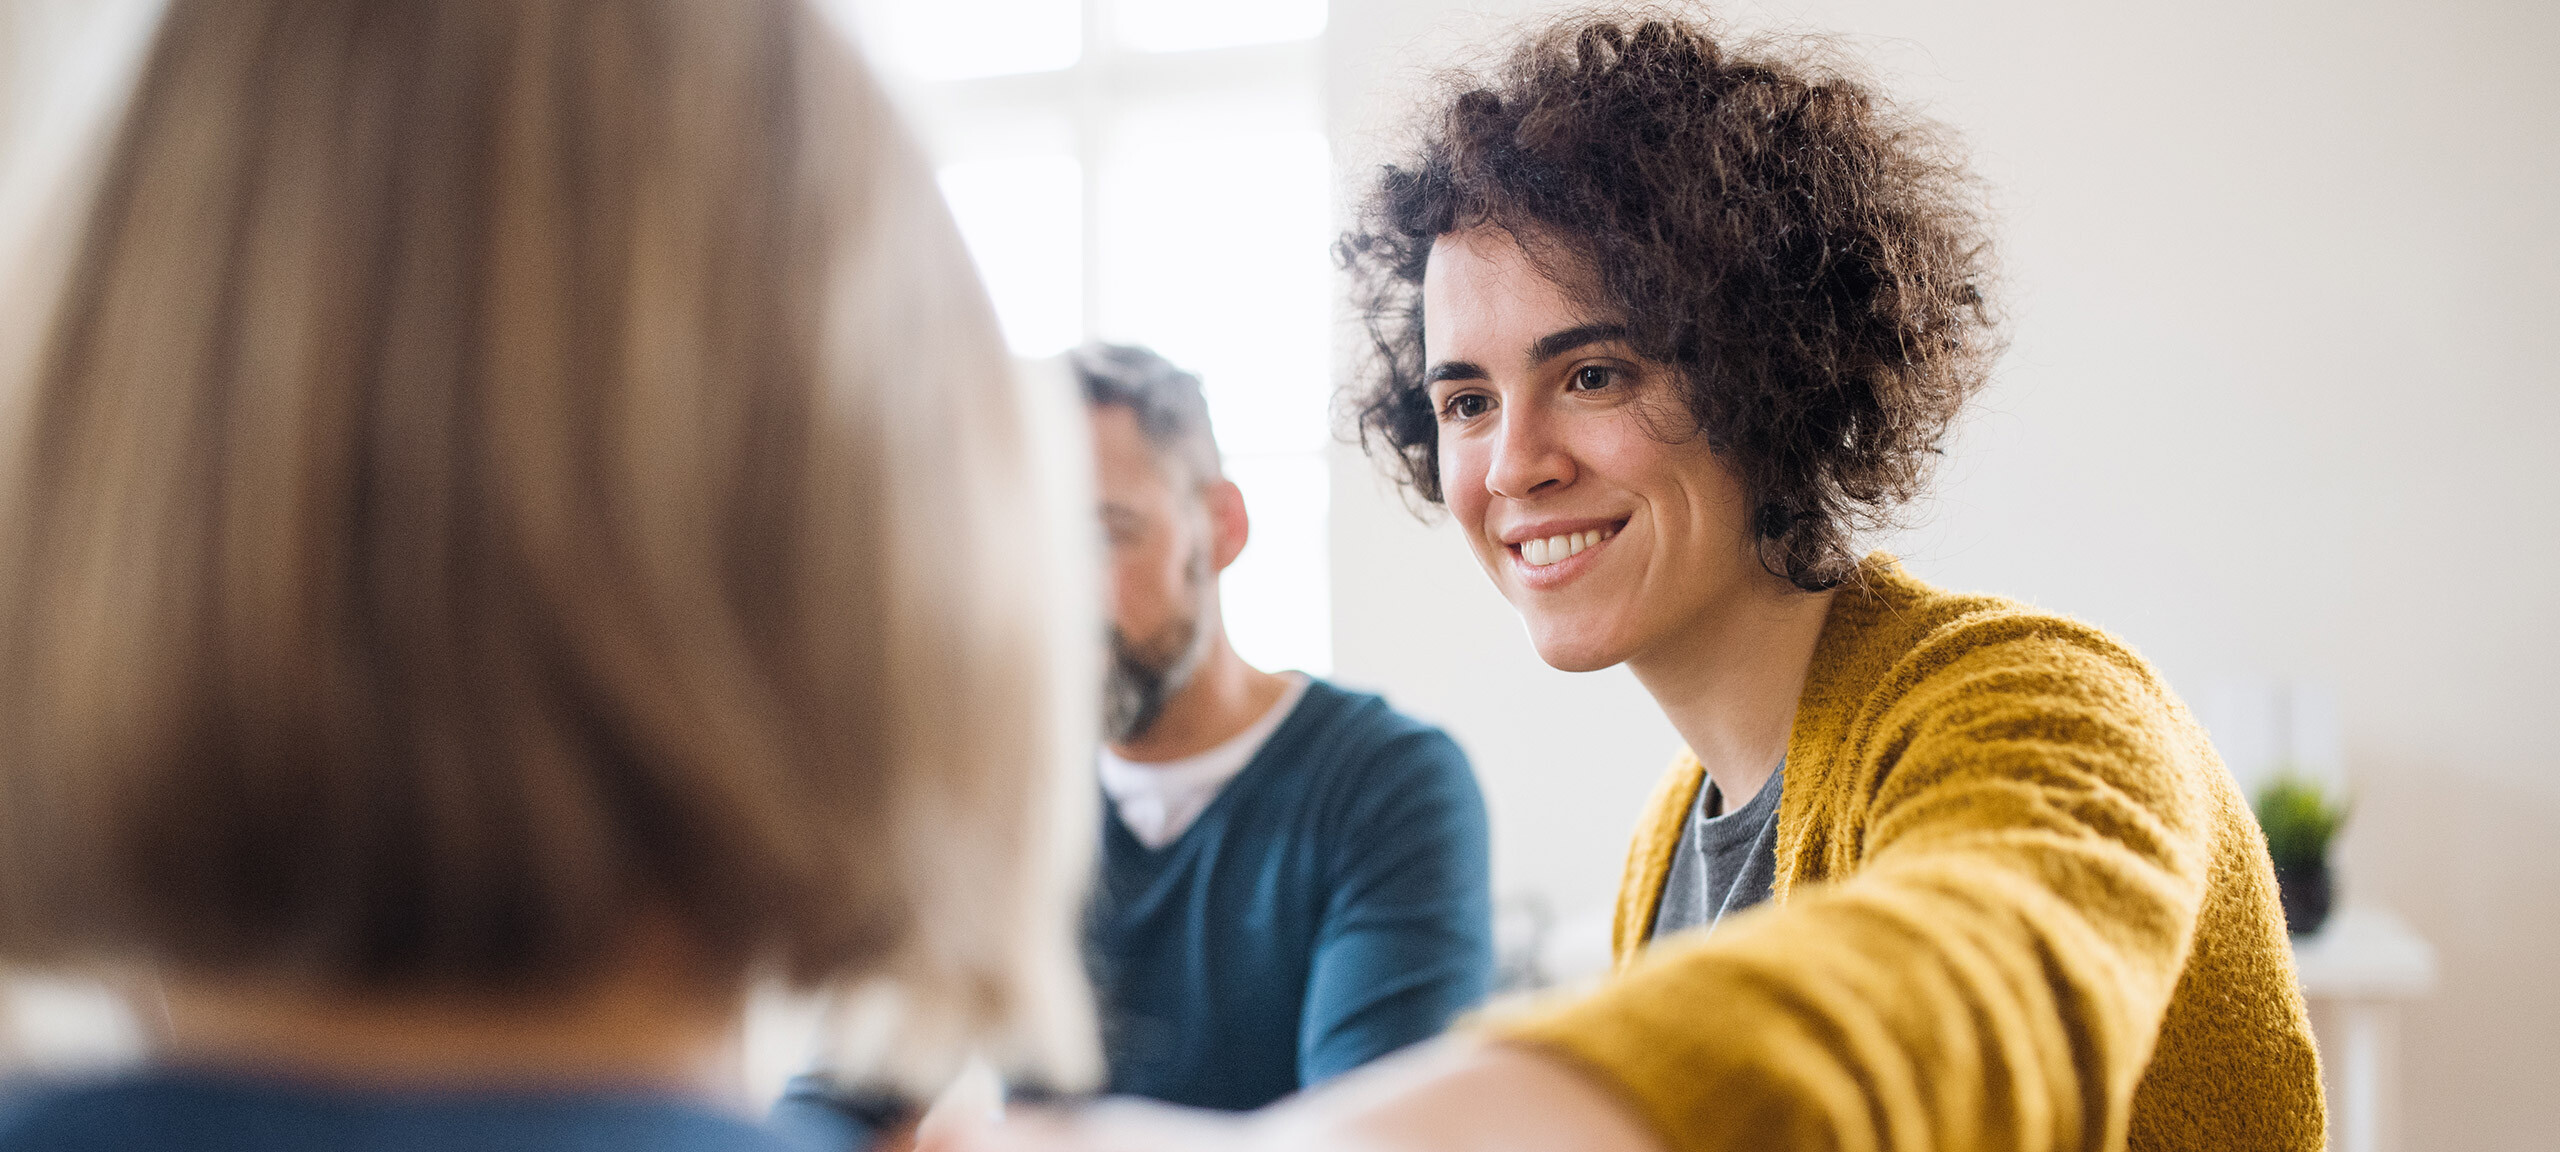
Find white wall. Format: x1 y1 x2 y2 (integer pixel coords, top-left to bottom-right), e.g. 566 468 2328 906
1324 2 2560 1149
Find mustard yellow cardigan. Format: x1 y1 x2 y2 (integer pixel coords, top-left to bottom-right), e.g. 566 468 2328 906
1492 556 2323 1152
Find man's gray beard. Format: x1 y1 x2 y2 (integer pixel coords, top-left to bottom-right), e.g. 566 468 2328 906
1103 607 1208 745
1103 534 1217 745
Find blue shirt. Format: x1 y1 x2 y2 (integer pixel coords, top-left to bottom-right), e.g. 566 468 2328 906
1084 678 1493 1110
0 1070 816 1152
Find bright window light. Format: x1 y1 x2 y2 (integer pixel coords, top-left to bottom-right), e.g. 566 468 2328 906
1111 0 1326 53
826 18 1336 676
937 155 1083 356
1094 115 1332 674
1221 454 1332 676
827 0 1080 82
1095 124 1333 457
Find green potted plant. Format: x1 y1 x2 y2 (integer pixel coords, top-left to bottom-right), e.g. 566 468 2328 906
2252 773 2348 936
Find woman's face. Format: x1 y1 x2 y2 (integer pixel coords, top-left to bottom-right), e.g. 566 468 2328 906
1422 226 1765 673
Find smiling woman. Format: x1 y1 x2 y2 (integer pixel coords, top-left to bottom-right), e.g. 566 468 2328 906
1417 227 1765 681
1341 17 1996 593
953 11 2324 1152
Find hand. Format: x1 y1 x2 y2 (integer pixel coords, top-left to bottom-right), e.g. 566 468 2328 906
925 1039 1666 1152
920 1097 1261 1152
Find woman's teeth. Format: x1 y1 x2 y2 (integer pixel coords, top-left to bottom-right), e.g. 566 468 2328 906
1519 527 1613 567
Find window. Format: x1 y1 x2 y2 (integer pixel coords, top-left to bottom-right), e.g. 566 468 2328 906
823 0 1334 675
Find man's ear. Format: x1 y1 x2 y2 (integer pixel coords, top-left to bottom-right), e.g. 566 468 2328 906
1204 478 1250 573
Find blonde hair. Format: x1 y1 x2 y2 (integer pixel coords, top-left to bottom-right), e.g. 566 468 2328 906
0 0 1096 1087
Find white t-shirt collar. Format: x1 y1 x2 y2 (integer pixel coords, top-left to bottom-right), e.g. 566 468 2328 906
1097 672 1312 851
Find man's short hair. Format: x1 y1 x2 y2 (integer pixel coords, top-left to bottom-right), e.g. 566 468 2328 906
1072 343 1222 486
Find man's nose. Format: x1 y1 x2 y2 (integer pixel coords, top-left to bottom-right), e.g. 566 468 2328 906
1484 406 1572 499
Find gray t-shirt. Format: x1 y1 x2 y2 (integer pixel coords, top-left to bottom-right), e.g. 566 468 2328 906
1648 762 1784 940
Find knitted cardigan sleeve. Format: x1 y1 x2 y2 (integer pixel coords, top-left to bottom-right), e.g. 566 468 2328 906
1489 618 2228 1152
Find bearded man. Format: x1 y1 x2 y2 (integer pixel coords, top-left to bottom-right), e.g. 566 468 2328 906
1075 343 1494 1111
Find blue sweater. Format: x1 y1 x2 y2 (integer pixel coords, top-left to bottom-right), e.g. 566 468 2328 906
0 1070 817 1152
1084 678 1493 1110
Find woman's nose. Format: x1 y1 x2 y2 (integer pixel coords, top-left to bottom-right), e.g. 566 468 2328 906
1484 407 1573 499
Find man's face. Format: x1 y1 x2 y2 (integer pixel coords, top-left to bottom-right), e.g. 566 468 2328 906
1091 404 1213 743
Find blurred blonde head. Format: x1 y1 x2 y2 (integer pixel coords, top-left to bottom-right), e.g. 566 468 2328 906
0 0 1096 1089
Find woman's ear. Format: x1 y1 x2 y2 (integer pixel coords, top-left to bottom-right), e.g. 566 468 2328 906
1205 478 1251 574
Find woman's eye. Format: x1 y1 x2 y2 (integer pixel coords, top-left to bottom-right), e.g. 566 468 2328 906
1441 393 1493 420
1568 364 1616 391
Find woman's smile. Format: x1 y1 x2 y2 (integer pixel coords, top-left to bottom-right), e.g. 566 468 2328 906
1500 517 1627 590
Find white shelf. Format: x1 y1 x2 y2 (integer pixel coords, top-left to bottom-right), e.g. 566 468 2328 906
2292 905 2436 999
2288 904 2434 1152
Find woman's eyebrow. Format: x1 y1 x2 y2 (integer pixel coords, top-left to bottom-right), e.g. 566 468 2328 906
1425 360 1489 385
1528 323 1631 365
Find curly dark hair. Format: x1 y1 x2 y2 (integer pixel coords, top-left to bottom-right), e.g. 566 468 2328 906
1339 10 1998 590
